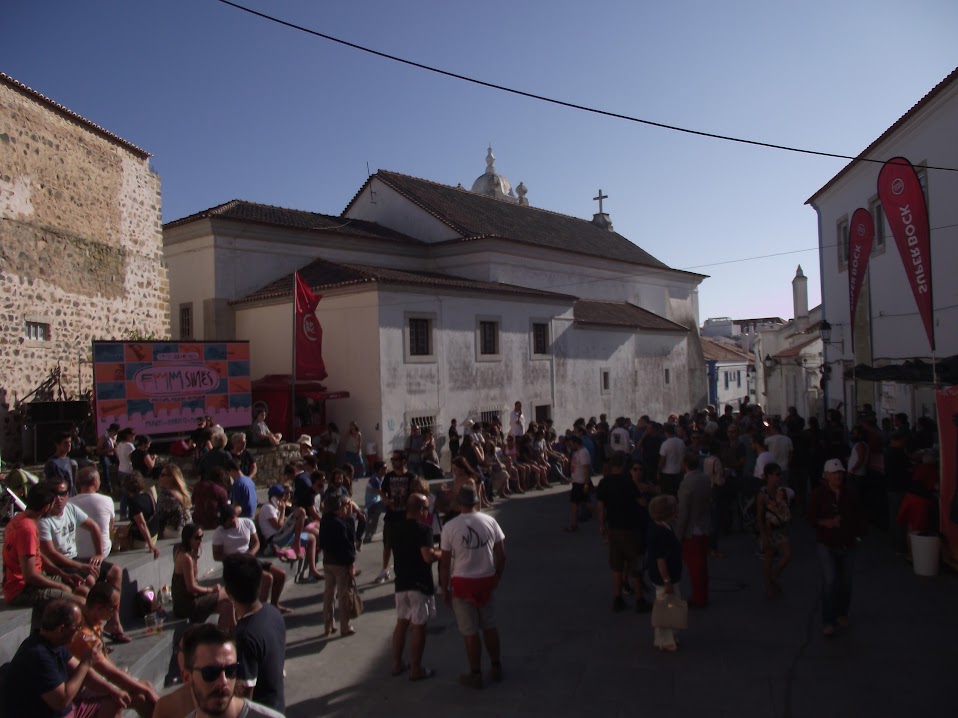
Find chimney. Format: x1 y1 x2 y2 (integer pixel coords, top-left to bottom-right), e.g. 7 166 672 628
792 265 808 320
592 212 614 231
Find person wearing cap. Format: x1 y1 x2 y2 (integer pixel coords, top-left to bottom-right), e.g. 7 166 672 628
807 458 864 637
438 484 506 690
212 504 292 615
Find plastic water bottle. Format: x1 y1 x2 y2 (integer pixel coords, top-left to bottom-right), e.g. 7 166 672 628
161 584 172 607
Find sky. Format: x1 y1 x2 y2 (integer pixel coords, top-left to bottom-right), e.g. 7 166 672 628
3 0 957 323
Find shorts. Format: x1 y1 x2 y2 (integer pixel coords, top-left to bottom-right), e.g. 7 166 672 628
383 518 402 551
569 483 589 504
7 584 70 607
607 528 643 572
271 531 309 549
452 595 496 636
71 559 116 584
395 590 436 625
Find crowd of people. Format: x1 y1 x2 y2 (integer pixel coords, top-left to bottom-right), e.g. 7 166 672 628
0 400 942 715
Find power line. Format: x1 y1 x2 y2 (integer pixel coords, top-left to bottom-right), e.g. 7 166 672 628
214 0 958 173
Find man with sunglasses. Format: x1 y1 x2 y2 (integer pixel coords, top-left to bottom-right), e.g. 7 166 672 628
181 624 283 718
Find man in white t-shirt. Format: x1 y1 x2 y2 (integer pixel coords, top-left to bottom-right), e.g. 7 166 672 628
509 402 525 438
69 466 114 558
565 436 593 532
658 424 686 496
41 476 129 641
213 504 291 614
439 485 506 690
763 421 793 483
610 418 631 454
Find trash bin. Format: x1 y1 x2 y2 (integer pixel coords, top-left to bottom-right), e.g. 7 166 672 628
910 532 940 577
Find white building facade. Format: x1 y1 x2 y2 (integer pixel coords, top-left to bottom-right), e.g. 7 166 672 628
164 153 708 457
807 67 958 421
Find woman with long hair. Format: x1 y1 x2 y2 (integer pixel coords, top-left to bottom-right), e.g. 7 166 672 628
156 464 192 539
171 523 233 630
757 463 792 598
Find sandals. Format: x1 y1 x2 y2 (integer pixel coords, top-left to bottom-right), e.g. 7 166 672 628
104 631 132 644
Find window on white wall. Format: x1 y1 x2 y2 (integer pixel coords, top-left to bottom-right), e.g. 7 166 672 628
600 368 611 394
869 197 887 254
664 368 671 385
737 370 742 389
837 218 849 271
404 313 436 363
179 304 194 340
531 321 550 357
475 316 502 361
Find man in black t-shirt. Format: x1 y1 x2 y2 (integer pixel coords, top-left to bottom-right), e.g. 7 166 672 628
376 450 415 584
389 493 440 680
223 554 287 713
596 452 651 612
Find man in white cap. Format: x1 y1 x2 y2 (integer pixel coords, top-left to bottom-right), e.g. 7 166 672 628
807 458 864 637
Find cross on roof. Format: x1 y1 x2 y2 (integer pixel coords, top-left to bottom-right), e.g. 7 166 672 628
593 189 608 214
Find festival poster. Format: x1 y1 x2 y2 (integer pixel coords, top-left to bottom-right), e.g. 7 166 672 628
92 341 251 438
877 157 935 351
847 208 874 343
937 386 958 570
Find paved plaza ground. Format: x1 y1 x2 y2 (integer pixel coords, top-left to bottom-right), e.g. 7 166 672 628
276 482 957 717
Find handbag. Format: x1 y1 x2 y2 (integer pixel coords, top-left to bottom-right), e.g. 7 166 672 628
346 576 364 619
651 594 688 630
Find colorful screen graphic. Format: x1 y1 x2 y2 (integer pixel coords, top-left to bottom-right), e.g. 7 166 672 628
92 341 252 437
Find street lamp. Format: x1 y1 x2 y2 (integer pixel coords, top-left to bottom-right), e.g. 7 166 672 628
819 319 844 351
763 354 777 370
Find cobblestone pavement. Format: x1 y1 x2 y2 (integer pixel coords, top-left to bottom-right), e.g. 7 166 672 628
277 483 956 717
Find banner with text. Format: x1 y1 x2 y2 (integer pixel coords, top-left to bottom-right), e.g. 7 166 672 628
295 272 328 381
847 207 874 344
92 341 251 438
877 157 935 351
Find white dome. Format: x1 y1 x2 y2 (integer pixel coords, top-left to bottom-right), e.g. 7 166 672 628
470 147 517 202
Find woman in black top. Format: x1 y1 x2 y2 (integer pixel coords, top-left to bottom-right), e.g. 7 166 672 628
647 494 683 652
124 472 160 559
319 495 357 636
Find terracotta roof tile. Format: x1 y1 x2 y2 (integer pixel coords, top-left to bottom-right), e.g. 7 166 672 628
701 338 753 363
232 257 576 306
163 199 422 243
1 73 150 158
347 170 692 271
572 300 687 332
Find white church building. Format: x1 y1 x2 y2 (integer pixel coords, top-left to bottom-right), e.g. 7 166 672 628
163 150 707 455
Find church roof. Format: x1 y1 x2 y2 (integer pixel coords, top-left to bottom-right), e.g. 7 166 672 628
163 199 422 243
701 338 753 363
572 300 688 332
347 170 683 271
232 257 576 306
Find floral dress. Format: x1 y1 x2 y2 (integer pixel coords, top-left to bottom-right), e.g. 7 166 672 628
761 486 791 548
156 488 191 535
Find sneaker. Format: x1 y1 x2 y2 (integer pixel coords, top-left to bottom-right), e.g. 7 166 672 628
375 569 392 584
459 672 483 690
612 596 627 612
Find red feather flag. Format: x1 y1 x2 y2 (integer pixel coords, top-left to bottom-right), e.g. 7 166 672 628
294 272 327 381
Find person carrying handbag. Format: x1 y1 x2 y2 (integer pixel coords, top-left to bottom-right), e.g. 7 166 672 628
647 495 686 652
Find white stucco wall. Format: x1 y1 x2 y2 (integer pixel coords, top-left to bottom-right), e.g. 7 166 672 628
345 181 461 243
810 76 958 415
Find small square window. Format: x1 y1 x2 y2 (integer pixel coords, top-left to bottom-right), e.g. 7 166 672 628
600 368 611 395
664 368 671 385
26 321 51 341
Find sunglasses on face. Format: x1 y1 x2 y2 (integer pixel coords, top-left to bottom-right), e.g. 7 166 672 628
191 663 240 682
54 490 70 497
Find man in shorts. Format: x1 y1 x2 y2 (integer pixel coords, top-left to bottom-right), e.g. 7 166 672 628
439 485 506 690
390 493 440 681
565 435 592 532
2 484 83 609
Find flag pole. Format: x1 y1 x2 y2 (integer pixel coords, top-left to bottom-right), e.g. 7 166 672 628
291 272 297 441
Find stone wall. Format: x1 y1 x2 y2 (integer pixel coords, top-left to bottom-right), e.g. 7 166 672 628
170 444 302 488
0 77 169 458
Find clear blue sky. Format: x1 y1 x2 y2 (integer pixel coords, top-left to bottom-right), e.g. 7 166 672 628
4 0 956 322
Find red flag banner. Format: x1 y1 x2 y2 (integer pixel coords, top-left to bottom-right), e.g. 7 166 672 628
847 207 874 345
877 157 935 351
294 272 328 381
